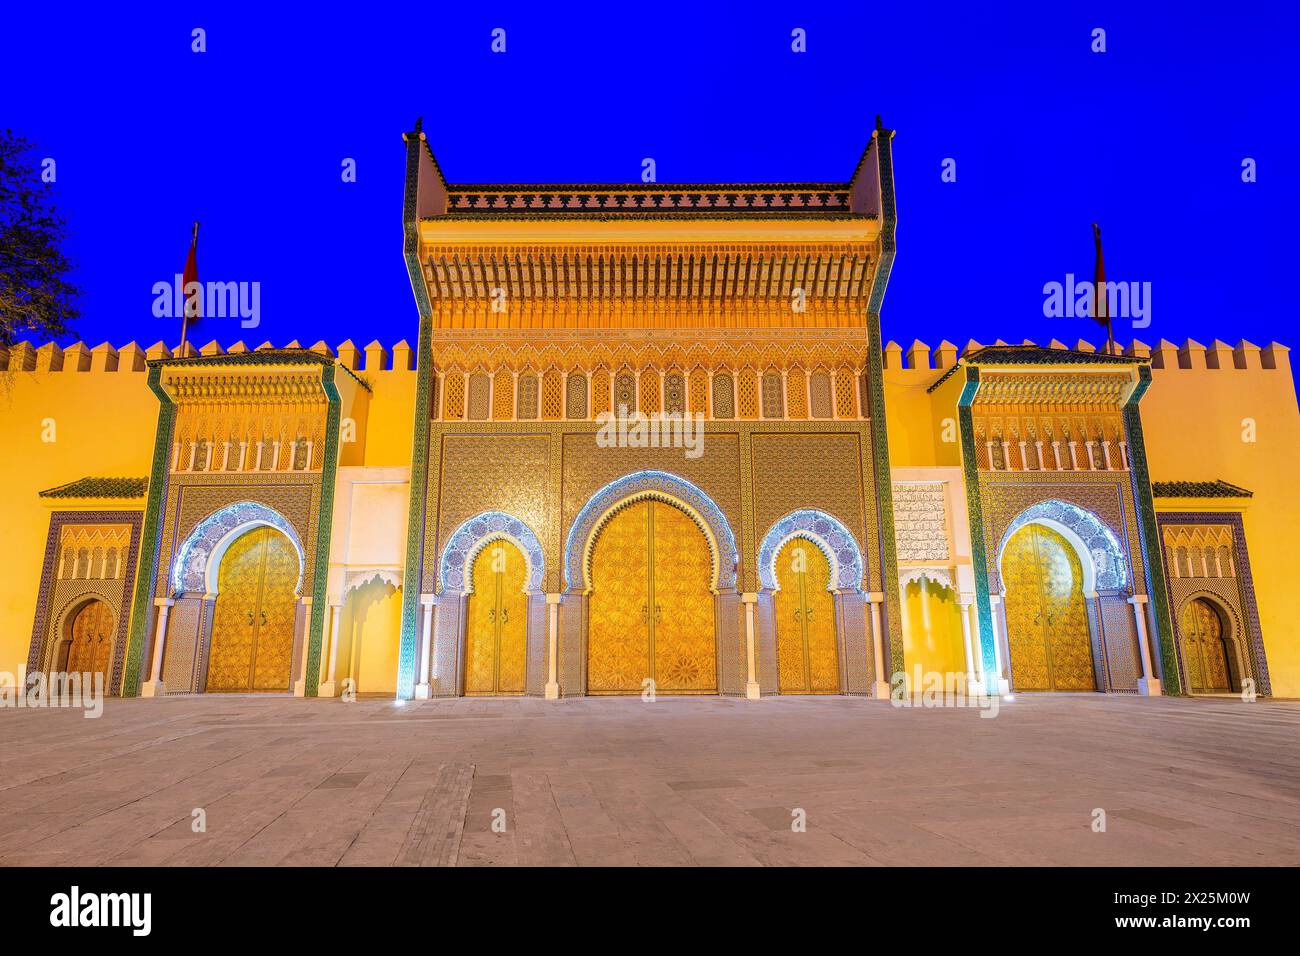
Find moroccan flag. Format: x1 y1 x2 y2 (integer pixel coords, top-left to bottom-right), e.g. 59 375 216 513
180 221 200 350
1091 223 1115 352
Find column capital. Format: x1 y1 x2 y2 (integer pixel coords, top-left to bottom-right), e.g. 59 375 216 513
740 592 759 604
153 597 175 608
1127 594 1149 606
866 591 885 603
420 593 437 607
545 592 563 605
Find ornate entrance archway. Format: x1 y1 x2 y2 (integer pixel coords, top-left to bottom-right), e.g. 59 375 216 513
206 526 299 692
1001 523 1095 692
587 499 716 695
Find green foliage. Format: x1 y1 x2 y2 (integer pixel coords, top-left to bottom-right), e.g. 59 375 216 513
0 129 80 347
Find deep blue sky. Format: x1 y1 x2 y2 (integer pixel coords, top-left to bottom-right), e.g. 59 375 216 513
5 3 1297 355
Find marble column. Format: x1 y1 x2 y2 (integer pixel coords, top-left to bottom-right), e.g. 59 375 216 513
867 591 890 698
1129 594 1161 696
292 597 312 697
958 593 981 693
741 592 760 700
140 597 174 698
987 593 1010 695
545 593 561 699
415 594 436 699
318 601 343 697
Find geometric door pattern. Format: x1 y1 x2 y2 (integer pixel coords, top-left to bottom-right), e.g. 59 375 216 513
1002 523 1095 692
464 540 528 695
587 500 716 695
773 538 839 693
1180 598 1231 693
205 527 299 693
66 599 115 684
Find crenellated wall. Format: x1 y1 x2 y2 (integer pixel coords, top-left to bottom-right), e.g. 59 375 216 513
0 339 418 685
3 332 1296 697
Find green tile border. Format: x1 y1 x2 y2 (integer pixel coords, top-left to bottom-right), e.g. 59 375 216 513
1123 366 1181 694
956 368 998 684
303 363 342 695
397 122 436 699
121 365 176 696
865 122 903 674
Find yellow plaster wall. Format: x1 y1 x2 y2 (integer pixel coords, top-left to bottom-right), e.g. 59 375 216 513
882 347 964 468
0 353 157 682
337 578 401 695
900 577 966 682
1140 344 1300 697
358 366 415 466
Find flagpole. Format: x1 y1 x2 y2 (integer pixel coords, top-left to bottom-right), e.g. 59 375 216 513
1092 223 1115 355
179 221 199 356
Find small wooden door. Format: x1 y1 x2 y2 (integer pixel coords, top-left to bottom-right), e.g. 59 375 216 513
67 600 114 683
1181 599 1232 692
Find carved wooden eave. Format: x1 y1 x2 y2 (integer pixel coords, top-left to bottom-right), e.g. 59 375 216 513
148 348 369 405
931 346 1148 407
970 369 1138 407
417 236 876 304
404 129 891 328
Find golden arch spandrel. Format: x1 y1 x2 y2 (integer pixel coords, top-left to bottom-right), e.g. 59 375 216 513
1003 524 1095 692
650 502 716 694
207 527 297 693
465 540 528 695
1182 598 1230 692
774 539 839 694
588 503 651 694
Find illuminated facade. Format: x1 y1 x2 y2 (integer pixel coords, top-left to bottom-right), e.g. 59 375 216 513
3 119 1296 702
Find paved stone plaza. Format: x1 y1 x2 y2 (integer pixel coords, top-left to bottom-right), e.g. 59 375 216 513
1 693 1298 866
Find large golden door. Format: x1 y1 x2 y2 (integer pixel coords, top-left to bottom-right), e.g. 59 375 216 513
464 540 528 695
774 539 840 693
1181 599 1231 692
588 500 716 694
1002 524 1095 692
66 599 114 682
206 527 298 693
